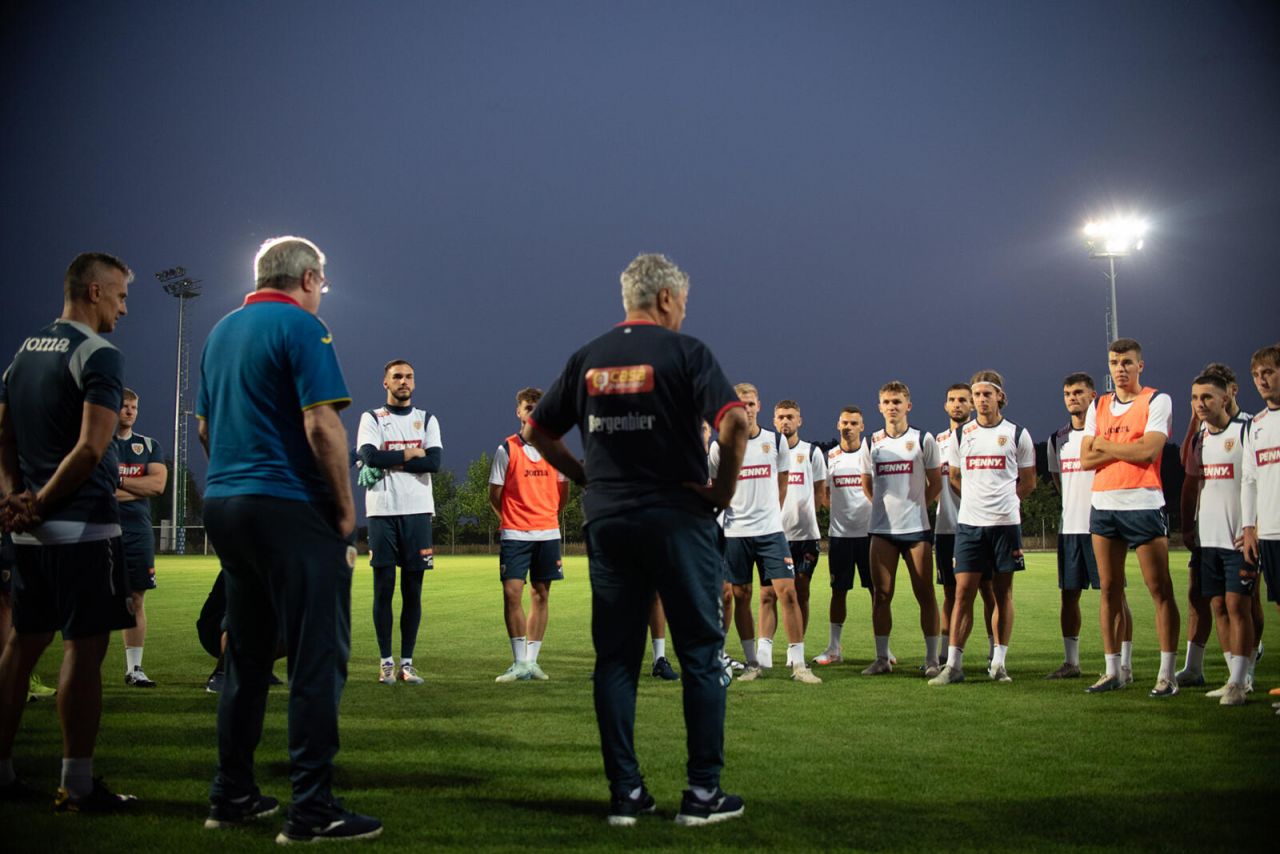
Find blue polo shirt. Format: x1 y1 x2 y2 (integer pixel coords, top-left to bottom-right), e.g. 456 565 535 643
114 431 164 534
196 291 351 502
0 319 124 543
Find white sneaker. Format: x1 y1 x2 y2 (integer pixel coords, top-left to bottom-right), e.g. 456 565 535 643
378 662 396 685
923 662 942 679
927 664 964 686
861 657 893 676
737 663 764 682
790 665 822 684
1205 682 1230 699
1175 667 1205 687
1120 665 1133 685
495 662 530 683
812 647 842 666
1219 682 1247 707
989 664 1012 683
398 664 424 685
525 661 549 681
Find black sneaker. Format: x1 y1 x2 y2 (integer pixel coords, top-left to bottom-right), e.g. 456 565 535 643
124 666 157 688
204 791 280 829
205 669 225 694
276 806 382 844
651 657 680 681
53 777 138 813
674 787 744 826
607 787 656 826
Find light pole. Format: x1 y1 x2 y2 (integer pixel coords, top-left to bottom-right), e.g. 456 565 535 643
155 267 201 554
1083 217 1148 390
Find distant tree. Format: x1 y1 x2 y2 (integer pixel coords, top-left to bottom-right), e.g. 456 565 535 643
458 451 495 549
432 468 461 553
560 481 585 543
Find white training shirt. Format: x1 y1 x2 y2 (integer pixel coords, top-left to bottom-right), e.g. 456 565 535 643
489 439 566 542
1186 415 1251 550
1047 425 1094 536
1242 406 1280 540
949 418 1036 527
780 438 827 541
1083 391 1173 511
933 425 965 536
827 443 871 539
357 407 443 516
709 427 789 537
861 426 939 535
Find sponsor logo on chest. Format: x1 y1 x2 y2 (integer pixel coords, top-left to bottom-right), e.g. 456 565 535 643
740 464 772 480
1060 458 1083 473
875 460 913 476
21 336 71 353
966 455 1007 471
384 439 423 451
788 472 806 485
119 463 145 478
1257 447 1280 467
833 474 862 488
1202 463 1235 480
585 365 654 396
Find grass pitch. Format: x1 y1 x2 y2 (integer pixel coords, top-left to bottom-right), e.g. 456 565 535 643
3 551 1276 852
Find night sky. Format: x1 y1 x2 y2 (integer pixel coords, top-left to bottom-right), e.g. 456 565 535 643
3 2 1278 510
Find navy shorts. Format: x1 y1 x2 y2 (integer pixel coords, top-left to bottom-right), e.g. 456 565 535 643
828 536 871 591
1089 508 1168 547
724 533 794 586
368 513 434 571
935 533 956 587
954 524 1025 577
121 528 156 591
1057 533 1100 590
499 538 564 583
1261 539 1280 604
871 530 932 553
789 539 821 576
0 531 14 594
12 538 135 639
1199 546 1257 598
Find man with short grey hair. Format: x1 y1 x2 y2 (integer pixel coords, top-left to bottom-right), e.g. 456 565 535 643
197 236 380 842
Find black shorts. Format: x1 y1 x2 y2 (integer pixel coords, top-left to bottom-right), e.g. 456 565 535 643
724 533 794 586
935 533 956 587
499 539 564 583
1057 533 1100 590
121 528 156 591
828 536 871 591
789 539 821 576
1199 547 1257 598
12 538 135 639
368 513 434 571
1262 539 1280 604
871 530 933 553
954 524 1025 577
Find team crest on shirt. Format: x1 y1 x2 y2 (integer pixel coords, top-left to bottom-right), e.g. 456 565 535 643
413 421 423 431
795 452 805 464
131 443 144 455
1224 438 1235 452
905 441 915 451
761 442 773 454
997 436 1008 446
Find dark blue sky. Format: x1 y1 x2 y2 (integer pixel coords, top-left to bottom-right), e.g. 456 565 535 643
3 2 1278 498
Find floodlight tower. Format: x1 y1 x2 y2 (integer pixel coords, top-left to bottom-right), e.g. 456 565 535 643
1083 217 1148 390
155 267 202 554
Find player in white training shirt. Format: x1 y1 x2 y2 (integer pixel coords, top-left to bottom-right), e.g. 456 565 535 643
709 384 820 684
356 359 443 685
1241 344 1280 706
860 381 942 677
933 383 996 663
1182 372 1256 706
770 400 827 642
930 371 1036 686
1081 338 1180 697
814 406 873 666
1046 372 1134 681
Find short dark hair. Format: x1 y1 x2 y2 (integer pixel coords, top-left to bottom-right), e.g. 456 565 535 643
1109 337 1142 356
1062 372 1095 390
1192 373 1229 392
1200 362 1236 386
840 405 862 417
383 360 413 375
515 387 542 406
946 383 972 395
64 252 132 300
774 399 800 412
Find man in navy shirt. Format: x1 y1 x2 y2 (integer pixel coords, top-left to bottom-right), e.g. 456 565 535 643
196 236 380 843
0 252 137 811
113 389 167 688
526 253 749 827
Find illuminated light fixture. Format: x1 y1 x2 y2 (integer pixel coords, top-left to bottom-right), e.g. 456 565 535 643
1081 214 1151 389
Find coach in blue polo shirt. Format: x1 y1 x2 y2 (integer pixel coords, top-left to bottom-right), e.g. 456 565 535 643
196 236 380 843
525 253 750 827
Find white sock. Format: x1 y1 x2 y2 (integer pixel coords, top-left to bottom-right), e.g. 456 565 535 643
61 758 93 799
946 645 964 669
1158 651 1176 682
125 646 143 673
925 634 941 665
652 637 666 661
992 644 1008 669
628 785 643 799
1063 637 1080 667
758 637 774 668
1183 641 1205 673
1223 649 1232 669
526 640 542 663
786 643 804 667
874 635 890 660
510 636 527 663
742 638 756 664
1249 646 1260 681
0 759 14 786
1105 653 1120 678
381 656 394 667
1120 641 1133 671
829 623 844 648
690 784 716 802
1228 653 1249 686
987 635 995 658
400 657 412 667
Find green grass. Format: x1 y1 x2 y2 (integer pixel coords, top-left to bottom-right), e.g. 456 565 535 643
4 551 1277 852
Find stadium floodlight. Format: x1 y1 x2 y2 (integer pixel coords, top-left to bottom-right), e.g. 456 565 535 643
155 266 202 554
1083 216 1149 389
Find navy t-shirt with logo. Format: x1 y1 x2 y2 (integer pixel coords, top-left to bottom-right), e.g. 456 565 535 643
1 319 124 543
114 432 164 534
529 321 741 523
